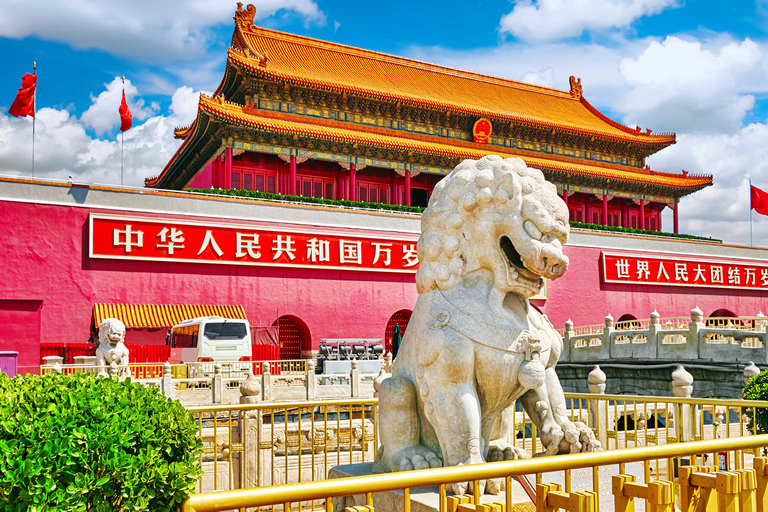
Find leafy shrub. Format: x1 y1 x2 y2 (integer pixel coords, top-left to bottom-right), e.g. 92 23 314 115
0 372 203 511
743 370 768 435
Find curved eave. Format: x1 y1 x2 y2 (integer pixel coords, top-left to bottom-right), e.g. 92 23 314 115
227 42 675 149
146 106 218 190
199 97 710 196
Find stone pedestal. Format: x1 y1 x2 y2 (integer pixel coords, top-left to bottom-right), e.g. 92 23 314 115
329 463 534 512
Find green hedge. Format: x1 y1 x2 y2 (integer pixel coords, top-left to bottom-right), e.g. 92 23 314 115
185 188 719 242
0 372 203 511
185 188 425 214
569 222 721 242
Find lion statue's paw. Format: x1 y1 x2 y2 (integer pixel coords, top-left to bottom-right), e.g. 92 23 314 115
538 421 601 455
392 445 443 472
449 478 488 497
487 442 530 462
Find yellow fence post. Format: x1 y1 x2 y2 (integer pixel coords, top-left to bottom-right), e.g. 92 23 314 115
537 483 561 512
612 474 636 512
755 458 768 512
715 472 741 512
613 473 673 512
647 480 675 512
735 469 757 512
448 495 473 512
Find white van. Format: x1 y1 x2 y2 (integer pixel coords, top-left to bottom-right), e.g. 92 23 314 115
168 317 252 372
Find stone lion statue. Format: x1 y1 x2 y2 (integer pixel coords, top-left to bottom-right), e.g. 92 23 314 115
374 155 600 493
95 318 130 378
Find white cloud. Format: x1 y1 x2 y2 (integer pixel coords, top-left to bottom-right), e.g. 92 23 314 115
0 0 325 63
407 34 768 245
80 77 157 136
499 0 679 43
0 85 207 187
616 37 764 133
648 123 768 245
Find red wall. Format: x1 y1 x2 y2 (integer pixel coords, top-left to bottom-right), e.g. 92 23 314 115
3 195 768 372
538 244 768 329
0 200 418 372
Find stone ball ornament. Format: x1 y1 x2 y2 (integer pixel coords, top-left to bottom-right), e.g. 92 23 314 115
373 156 601 495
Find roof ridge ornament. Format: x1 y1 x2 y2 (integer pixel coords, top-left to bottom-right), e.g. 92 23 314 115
569 76 582 99
235 3 257 29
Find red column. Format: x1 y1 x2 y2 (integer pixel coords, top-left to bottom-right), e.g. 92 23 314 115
349 163 356 202
639 200 645 230
211 158 219 189
404 170 411 206
619 200 624 227
289 155 297 196
602 194 608 226
224 147 233 189
563 188 568 207
674 202 679 234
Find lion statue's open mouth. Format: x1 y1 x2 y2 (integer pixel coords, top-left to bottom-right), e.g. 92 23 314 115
500 235 543 290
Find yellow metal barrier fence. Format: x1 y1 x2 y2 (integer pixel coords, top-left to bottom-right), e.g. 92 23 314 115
181 434 768 512
187 394 768 493
187 398 378 493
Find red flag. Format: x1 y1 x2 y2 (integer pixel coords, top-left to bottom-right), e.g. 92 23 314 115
8 73 36 118
119 89 132 132
751 185 768 216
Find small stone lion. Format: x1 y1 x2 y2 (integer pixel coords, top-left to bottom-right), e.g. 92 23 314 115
374 156 600 494
95 318 130 378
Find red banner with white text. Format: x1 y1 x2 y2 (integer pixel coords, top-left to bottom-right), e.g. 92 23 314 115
89 214 419 273
602 252 768 290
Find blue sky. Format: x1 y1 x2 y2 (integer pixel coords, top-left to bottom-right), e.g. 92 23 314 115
1 0 768 244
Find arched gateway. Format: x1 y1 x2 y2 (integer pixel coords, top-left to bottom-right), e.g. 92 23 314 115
384 310 412 354
271 316 309 360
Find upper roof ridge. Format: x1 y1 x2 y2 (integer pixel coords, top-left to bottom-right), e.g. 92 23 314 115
234 13 575 99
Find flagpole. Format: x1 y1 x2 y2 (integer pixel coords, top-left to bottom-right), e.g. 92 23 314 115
32 61 36 178
121 76 124 186
751 178 754 246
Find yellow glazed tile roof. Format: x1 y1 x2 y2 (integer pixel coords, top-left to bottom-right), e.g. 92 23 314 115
230 21 675 145
199 96 711 190
92 304 248 329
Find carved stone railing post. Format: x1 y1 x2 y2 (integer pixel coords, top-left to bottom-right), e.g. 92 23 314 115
350 360 360 398
604 314 614 358
689 306 704 358
261 362 272 402
649 310 660 357
43 355 63 372
373 368 387 399
756 312 767 332
212 363 223 404
306 360 316 401
385 352 393 373
563 319 574 361
745 361 761 386
672 365 695 441
588 365 608 447
240 371 261 404
161 361 173 399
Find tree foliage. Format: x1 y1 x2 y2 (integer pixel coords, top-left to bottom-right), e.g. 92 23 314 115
743 370 768 434
0 372 202 511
